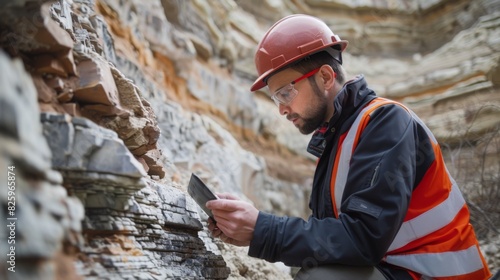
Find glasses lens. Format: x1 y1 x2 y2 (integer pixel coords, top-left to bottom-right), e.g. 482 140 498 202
272 84 297 106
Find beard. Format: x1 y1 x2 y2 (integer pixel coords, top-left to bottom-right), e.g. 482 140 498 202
289 80 329 135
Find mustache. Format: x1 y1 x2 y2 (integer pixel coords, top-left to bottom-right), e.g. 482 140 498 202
287 113 300 121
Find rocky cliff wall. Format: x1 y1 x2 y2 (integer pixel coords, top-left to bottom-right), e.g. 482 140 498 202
0 0 499 279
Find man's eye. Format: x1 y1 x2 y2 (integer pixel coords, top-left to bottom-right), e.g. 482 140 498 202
280 90 291 98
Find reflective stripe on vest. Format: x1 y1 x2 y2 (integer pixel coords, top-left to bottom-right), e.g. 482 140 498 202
332 99 395 215
385 245 484 278
387 108 465 252
387 181 464 251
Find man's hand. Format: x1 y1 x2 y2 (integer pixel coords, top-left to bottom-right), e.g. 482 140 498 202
206 193 259 247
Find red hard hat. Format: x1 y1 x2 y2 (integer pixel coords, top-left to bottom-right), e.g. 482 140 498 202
251 14 348 91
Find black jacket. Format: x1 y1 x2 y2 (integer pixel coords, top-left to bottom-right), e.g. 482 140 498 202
248 76 434 279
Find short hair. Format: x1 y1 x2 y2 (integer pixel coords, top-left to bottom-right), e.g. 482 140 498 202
290 49 345 85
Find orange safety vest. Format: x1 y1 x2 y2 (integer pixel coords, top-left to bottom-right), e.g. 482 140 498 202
329 98 491 279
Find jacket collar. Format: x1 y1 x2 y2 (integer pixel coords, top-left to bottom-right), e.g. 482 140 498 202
306 75 375 158
331 75 371 126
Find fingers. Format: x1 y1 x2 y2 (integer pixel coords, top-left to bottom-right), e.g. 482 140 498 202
216 193 240 200
211 227 224 238
209 214 234 233
207 219 251 247
207 217 217 230
204 195 258 247
207 214 239 239
207 216 223 238
207 219 230 241
206 199 245 211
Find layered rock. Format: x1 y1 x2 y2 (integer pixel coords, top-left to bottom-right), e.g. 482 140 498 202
0 0 165 178
41 113 229 278
0 50 84 280
1 0 499 278
0 0 304 279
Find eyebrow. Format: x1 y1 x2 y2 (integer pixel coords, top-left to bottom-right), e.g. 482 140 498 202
274 83 289 93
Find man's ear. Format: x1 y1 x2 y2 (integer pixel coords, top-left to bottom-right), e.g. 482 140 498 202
319 65 336 91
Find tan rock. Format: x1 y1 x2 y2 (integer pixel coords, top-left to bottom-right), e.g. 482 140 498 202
32 75 56 103
81 103 127 117
57 50 77 76
62 103 82 117
0 3 74 54
73 58 120 106
57 91 74 103
45 77 65 93
111 67 146 113
33 54 68 77
135 156 150 174
141 149 166 178
36 3 75 52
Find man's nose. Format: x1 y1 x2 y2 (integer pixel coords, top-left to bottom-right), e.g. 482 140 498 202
278 103 289 116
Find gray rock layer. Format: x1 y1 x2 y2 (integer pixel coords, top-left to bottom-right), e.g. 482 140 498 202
1 0 499 278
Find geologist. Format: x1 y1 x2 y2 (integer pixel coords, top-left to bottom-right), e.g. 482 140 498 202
206 14 491 280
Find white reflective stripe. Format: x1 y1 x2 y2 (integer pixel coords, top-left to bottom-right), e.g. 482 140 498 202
409 110 437 144
385 245 484 277
334 101 385 214
388 182 465 251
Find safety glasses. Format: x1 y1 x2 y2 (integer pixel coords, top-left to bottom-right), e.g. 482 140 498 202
271 68 320 107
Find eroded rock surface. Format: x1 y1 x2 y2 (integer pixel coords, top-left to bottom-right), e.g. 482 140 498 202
1 0 499 278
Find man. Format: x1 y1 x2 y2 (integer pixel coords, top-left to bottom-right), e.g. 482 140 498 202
206 14 491 279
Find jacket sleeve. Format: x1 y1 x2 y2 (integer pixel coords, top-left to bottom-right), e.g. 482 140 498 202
248 104 424 267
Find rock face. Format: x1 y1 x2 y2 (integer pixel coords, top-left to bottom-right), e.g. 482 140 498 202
0 0 499 279
0 50 84 280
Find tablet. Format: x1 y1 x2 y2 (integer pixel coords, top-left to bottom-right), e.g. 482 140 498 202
187 173 219 218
